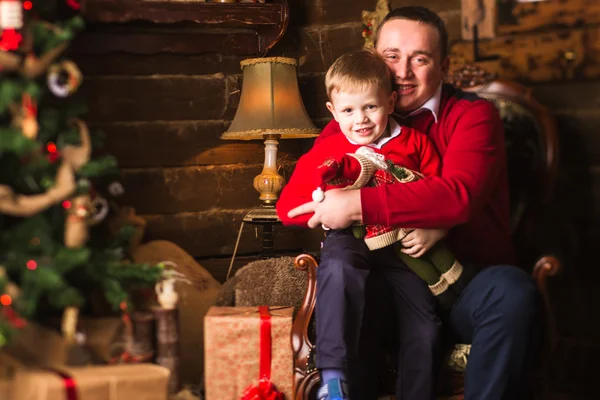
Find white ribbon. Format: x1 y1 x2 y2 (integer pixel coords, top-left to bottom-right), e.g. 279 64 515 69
355 146 388 170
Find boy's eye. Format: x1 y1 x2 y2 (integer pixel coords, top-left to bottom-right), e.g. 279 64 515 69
366 105 377 110
342 108 352 113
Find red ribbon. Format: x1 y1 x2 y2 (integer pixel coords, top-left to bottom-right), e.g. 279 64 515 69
241 306 283 400
45 368 78 400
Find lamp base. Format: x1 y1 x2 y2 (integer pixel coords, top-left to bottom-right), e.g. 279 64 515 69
243 204 280 224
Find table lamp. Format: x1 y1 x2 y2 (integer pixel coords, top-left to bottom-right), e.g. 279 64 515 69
221 57 320 223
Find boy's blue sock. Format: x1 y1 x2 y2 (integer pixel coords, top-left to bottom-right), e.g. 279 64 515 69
321 368 346 384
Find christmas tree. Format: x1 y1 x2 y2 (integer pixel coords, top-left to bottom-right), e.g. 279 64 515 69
0 1 162 347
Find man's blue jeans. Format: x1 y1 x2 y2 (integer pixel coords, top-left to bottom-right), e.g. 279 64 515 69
360 263 539 400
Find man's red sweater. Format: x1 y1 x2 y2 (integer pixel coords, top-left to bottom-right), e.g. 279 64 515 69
315 84 516 268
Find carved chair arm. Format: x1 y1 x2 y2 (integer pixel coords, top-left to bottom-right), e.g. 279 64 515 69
532 255 562 351
292 254 318 376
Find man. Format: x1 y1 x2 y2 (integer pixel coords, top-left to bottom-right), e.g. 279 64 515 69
288 6 538 400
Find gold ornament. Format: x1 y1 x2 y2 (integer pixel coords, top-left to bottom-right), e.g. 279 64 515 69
361 0 390 49
21 115 39 139
64 194 91 249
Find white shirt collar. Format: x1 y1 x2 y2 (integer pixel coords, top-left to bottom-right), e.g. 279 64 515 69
404 84 442 123
345 117 401 149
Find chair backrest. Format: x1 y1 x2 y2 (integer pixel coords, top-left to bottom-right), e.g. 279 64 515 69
447 65 560 264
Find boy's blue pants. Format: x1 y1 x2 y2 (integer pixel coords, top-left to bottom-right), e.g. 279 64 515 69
315 229 441 400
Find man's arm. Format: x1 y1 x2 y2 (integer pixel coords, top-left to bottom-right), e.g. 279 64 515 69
363 100 505 229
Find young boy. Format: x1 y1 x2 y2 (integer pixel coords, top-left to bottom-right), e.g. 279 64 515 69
277 50 468 400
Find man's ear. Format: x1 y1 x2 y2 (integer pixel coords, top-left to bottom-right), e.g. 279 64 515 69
388 92 397 114
326 102 339 122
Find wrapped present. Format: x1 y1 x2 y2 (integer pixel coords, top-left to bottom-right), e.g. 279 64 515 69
0 321 170 400
204 306 293 400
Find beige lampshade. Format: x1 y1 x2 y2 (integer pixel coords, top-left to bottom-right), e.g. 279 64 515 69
221 57 320 140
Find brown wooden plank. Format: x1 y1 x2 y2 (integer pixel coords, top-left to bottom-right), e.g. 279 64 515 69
71 31 260 56
450 26 600 82
298 0 381 25
461 0 496 40
118 161 303 214
497 0 600 35
552 111 600 167
140 210 324 258
297 24 363 73
72 52 245 76
81 74 233 122
97 120 313 168
389 0 460 14
82 0 285 25
531 80 600 110
120 164 269 214
298 73 329 119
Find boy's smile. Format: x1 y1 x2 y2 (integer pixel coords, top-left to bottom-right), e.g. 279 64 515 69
326 84 397 146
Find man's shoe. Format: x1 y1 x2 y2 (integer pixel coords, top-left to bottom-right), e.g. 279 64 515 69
317 377 349 400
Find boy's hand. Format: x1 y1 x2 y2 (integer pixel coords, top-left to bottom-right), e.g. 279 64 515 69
400 228 446 258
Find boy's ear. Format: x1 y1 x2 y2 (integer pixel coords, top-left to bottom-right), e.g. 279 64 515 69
388 92 397 114
326 102 338 122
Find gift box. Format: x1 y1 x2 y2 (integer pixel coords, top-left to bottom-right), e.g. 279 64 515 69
0 321 170 400
204 306 293 400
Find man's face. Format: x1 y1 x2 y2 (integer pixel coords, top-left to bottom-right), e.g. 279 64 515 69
376 19 449 114
326 84 396 146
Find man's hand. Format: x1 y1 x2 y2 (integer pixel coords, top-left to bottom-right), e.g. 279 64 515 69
400 228 446 258
287 188 362 229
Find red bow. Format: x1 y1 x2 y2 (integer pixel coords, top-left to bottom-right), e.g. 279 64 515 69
241 378 283 400
240 306 284 400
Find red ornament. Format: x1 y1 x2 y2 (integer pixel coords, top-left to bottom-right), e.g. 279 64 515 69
66 0 80 11
26 259 37 270
1 306 27 328
48 151 61 163
0 294 11 306
0 28 21 50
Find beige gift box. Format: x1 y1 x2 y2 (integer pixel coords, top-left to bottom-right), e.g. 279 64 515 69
0 321 170 400
204 306 293 400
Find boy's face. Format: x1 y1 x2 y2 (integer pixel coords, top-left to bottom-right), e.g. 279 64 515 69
326 84 397 146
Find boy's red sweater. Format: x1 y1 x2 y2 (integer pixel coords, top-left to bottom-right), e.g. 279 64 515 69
308 85 516 268
277 124 441 228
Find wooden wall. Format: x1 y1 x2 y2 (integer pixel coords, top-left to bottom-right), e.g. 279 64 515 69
72 0 378 281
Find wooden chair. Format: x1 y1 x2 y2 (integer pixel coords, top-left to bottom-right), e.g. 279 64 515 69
291 66 564 400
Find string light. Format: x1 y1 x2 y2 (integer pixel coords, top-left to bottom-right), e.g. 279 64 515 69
46 142 57 153
23 1 32 11
26 260 37 270
62 200 72 209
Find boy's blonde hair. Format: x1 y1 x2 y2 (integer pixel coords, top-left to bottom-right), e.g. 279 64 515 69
325 49 393 99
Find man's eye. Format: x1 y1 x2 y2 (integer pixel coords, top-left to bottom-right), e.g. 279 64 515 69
385 54 398 60
412 57 428 64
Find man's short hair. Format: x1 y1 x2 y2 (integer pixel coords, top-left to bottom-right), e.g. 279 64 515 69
325 49 393 100
374 6 449 60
